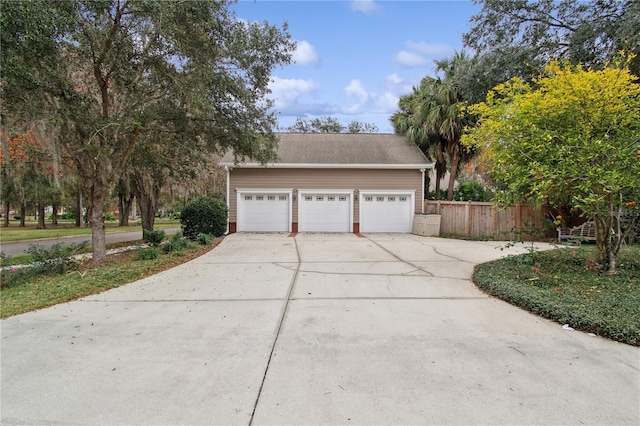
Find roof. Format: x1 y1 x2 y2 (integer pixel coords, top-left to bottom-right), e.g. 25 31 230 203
219 133 432 169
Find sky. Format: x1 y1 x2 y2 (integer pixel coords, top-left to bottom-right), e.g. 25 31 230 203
232 0 482 133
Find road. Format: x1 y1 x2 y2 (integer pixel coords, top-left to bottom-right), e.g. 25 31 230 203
0 228 180 257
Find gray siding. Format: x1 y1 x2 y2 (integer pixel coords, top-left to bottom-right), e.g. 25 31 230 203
228 168 423 223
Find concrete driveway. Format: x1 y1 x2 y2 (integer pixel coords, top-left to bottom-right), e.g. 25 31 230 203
1 233 638 425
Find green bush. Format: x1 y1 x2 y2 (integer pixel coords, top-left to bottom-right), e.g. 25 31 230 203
197 233 214 245
58 212 76 220
180 196 227 240
162 236 197 255
26 242 88 274
143 229 166 248
453 180 493 202
105 212 116 222
427 189 447 200
135 246 159 260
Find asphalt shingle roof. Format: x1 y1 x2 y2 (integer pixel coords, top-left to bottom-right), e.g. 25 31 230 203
220 133 430 166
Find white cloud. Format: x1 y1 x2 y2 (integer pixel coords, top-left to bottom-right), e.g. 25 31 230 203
292 40 320 65
385 73 414 96
395 51 428 67
344 79 369 104
386 73 403 85
340 79 399 116
350 0 379 14
375 92 399 112
268 77 318 108
404 41 452 56
394 40 454 68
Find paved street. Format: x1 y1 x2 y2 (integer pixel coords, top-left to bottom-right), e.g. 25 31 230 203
1 233 638 425
0 228 180 257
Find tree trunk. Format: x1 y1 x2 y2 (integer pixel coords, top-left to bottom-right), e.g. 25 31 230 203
76 184 84 228
3 201 9 227
118 192 134 226
132 172 162 232
447 144 461 201
19 203 26 227
80 163 111 262
51 203 58 225
36 203 46 229
89 189 107 262
594 213 617 274
434 170 442 199
433 140 447 200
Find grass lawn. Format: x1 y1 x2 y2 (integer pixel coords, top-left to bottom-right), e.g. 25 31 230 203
0 218 180 242
0 238 222 318
473 245 640 346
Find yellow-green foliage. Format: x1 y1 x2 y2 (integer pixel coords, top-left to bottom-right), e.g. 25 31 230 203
464 57 640 213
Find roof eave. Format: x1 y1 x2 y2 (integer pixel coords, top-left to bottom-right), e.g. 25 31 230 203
219 162 434 169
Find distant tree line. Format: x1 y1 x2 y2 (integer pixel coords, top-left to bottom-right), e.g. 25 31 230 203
286 116 379 133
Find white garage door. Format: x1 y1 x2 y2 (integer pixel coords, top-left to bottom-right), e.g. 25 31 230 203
299 193 351 232
360 192 414 233
237 192 290 232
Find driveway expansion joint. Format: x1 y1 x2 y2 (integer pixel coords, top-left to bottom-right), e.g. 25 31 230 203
249 235 302 425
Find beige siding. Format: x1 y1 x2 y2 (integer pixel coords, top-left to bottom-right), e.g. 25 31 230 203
228 168 423 224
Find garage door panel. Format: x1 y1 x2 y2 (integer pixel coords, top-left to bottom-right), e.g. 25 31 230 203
299 193 351 232
360 193 413 233
238 193 290 232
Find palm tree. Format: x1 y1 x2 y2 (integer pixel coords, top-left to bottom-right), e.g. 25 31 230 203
391 88 447 198
432 52 477 200
392 51 476 201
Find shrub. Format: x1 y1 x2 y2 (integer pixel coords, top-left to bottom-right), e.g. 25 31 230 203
162 233 197 255
197 233 214 245
180 196 227 240
135 246 159 260
105 213 117 222
58 212 76 220
453 180 493 202
25 242 88 274
143 229 166 248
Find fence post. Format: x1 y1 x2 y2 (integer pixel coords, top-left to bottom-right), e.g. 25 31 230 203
492 205 498 237
465 201 471 237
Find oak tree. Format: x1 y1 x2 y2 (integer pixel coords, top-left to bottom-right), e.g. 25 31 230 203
1 0 294 260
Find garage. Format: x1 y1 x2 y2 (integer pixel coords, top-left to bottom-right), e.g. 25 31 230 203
359 191 414 233
220 133 432 234
237 191 291 232
298 192 352 232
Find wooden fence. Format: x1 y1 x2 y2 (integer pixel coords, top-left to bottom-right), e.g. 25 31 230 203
423 200 554 240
